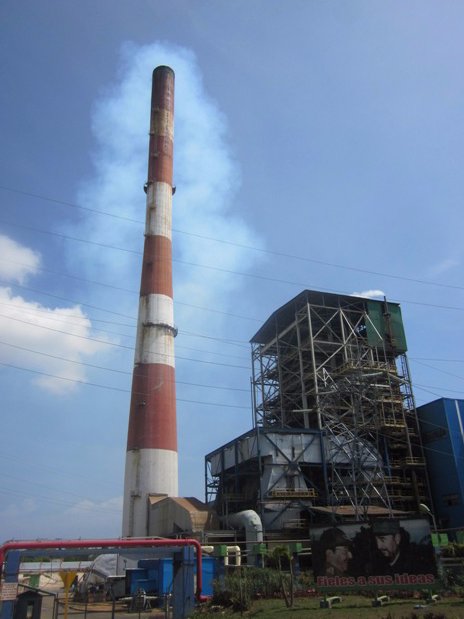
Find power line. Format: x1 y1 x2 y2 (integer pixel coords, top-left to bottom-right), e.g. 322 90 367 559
0 296 252 349
0 470 116 506
0 184 142 224
0 450 116 494
0 301 249 362
0 218 141 254
410 359 464 383
0 361 250 408
2 362 463 485
1 286 462 403
0 298 136 330
0 484 121 515
0 305 136 343
412 381 463 396
2 217 464 314
0 340 249 393
410 357 464 363
1 276 462 397
174 229 464 293
1 298 463 400
1 353 461 416
1 193 463 413
0 277 136 321
178 329 248 348
2 183 463 293
0 267 262 324
0 312 250 369
176 257 464 314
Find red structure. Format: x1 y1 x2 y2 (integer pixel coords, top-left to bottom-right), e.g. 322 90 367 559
122 66 178 537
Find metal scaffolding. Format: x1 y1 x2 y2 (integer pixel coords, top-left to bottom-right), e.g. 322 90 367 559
250 290 429 518
205 290 431 535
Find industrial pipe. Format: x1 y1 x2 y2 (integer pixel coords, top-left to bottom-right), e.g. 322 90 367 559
0 538 206 602
227 510 263 565
224 546 241 567
201 545 241 566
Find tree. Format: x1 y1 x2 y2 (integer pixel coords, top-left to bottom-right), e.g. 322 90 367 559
269 546 294 608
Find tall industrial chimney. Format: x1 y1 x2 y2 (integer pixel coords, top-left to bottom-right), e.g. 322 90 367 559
122 66 178 537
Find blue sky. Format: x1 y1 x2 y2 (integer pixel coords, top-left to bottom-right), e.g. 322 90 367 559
1 1 463 539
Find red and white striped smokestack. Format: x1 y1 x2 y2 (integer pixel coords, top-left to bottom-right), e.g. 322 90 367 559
122 66 178 537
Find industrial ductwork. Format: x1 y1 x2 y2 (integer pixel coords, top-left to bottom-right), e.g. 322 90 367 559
226 510 263 565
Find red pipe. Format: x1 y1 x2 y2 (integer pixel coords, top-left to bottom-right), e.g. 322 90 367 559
0 538 206 601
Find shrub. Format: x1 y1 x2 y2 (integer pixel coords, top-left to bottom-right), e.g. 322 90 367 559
211 566 290 611
441 542 464 558
212 571 250 612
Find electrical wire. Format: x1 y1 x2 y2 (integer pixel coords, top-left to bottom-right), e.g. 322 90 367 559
0 470 117 506
410 357 464 364
1 284 462 410
0 361 250 409
4 309 461 395
0 484 121 515
0 348 462 445
0 269 262 325
0 312 462 403
413 382 463 396
0 340 249 393
2 218 464 314
0 313 250 369
0 297 251 350
410 359 464 383
1 184 463 293
0 450 117 494
1 187 463 511
0 298 136 330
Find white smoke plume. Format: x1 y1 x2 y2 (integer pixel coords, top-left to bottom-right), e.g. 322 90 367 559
351 289 385 299
72 42 263 327
65 43 264 497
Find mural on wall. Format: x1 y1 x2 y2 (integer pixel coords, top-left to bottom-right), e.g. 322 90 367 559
311 519 437 588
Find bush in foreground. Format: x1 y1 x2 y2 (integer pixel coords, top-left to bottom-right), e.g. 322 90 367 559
211 567 288 611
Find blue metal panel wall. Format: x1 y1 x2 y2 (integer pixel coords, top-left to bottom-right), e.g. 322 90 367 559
418 398 464 530
444 399 464 526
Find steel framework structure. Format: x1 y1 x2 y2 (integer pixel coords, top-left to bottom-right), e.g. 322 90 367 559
250 290 430 519
205 291 431 533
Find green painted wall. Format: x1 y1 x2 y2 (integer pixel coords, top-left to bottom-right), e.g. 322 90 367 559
366 301 407 353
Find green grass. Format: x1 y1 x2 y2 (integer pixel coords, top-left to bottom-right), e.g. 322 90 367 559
193 595 464 618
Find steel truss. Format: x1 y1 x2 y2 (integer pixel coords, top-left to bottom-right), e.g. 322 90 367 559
251 292 430 519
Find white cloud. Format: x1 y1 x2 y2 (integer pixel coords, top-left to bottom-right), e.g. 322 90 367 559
0 496 122 540
0 234 41 284
0 497 37 520
61 496 122 537
351 289 385 299
426 257 460 278
0 286 112 394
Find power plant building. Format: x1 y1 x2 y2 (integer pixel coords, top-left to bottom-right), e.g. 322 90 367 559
121 67 437 545
206 290 432 538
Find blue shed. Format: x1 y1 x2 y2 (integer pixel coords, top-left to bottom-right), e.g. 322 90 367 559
128 556 216 597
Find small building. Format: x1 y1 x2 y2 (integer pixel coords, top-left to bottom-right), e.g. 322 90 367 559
147 496 218 538
417 398 464 530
